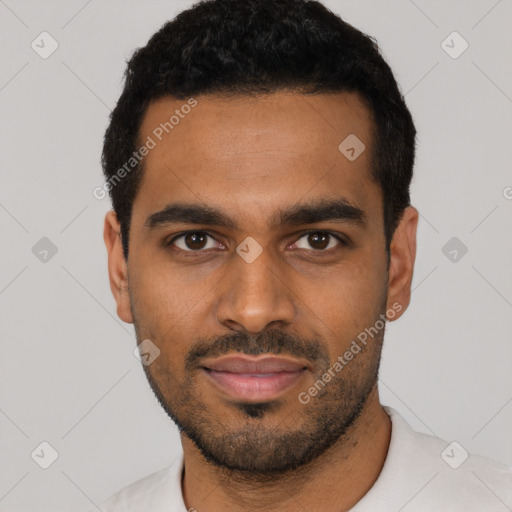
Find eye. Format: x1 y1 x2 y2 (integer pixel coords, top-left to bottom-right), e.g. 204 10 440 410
167 231 224 252
291 231 346 252
166 230 347 255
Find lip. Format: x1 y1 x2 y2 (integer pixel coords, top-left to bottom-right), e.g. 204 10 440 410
202 354 310 373
200 355 310 401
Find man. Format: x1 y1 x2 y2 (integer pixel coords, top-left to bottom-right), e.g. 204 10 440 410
99 0 512 510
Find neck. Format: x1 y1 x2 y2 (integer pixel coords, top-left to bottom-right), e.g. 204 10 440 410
181 388 391 512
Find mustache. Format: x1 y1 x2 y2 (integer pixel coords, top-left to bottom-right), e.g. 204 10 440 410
185 328 328 371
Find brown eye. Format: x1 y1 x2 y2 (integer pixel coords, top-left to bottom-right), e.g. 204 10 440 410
184 232 207 250
308 232 330 250
293 231 345 251
169 231 219 251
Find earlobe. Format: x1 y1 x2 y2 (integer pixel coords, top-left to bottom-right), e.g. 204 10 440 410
385 206 419 321
103 210 134 324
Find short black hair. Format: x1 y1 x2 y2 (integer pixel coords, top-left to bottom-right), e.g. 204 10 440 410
102 0 416 260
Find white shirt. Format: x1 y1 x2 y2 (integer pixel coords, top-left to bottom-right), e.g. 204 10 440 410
95 407 512 511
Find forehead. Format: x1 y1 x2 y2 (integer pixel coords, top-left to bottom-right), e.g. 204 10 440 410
132 91 381 230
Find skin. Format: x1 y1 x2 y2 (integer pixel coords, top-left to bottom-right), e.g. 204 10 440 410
104 91 418 511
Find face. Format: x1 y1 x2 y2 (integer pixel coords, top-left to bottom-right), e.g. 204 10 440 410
104 91 418 475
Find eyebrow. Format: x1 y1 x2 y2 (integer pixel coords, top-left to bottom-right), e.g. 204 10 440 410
144 198 367 231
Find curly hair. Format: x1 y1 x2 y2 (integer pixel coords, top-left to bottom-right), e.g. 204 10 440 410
102 0 416 260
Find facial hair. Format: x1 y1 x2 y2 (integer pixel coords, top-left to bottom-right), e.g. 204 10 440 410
138 324 384 478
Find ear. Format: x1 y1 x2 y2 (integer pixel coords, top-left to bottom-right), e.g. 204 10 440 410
385 206 419 321
103 210 133 324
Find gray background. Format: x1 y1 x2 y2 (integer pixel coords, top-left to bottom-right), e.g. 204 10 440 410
1 0 511 510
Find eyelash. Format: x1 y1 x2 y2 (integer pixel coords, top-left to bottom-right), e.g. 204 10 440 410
166 230 349 256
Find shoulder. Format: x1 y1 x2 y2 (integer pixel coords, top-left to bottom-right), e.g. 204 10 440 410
93 456 186 512
377 407 512 511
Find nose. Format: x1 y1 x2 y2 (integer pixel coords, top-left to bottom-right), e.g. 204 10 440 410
215 245 296 334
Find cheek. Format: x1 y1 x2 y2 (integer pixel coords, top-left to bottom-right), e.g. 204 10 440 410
132 281 191 384
133 258 207 324
300 258 386 338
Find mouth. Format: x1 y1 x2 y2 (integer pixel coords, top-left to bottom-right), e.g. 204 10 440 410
200 354 310 402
